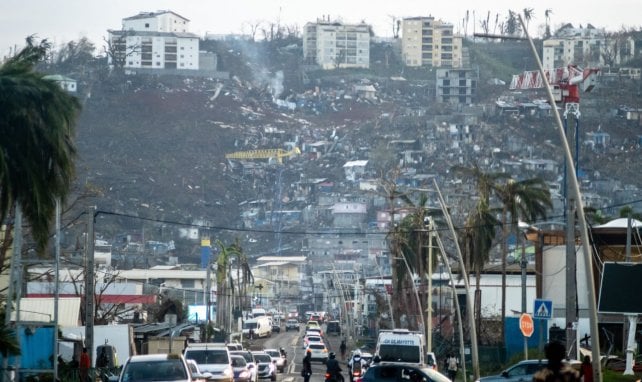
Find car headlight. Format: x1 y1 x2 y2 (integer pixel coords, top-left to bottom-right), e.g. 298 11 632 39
239 371 250 379
223 367 233 377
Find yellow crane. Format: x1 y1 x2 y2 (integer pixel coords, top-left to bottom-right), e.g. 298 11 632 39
225 147 301 163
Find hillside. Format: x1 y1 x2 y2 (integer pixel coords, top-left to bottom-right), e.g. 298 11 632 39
65 38 642 260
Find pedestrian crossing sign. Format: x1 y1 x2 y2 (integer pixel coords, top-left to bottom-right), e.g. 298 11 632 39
533 299 552 319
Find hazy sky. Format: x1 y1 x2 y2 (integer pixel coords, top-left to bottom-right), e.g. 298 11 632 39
2 0 641 56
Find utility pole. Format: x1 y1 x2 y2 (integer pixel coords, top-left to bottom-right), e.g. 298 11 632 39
203 237 212 340
427 217 434 353
565 111 578 358
3 205 23 382
85 206 96 363
54 200 61 381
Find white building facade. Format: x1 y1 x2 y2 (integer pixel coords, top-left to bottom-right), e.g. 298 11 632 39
108 10 200 70
542 24 635 69
401 16 463 68
303 20 371 69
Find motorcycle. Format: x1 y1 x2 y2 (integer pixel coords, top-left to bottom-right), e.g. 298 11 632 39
325 372 345 382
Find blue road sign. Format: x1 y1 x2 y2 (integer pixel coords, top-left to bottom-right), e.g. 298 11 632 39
533 299 553 319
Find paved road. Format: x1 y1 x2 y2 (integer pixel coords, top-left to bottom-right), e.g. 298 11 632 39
247 324 351 382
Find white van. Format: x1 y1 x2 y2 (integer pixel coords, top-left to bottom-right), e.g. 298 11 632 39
375 329 425 364
242 316 272 338
251 308 266 318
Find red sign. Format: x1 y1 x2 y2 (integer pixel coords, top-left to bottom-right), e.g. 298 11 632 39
519 313 534 337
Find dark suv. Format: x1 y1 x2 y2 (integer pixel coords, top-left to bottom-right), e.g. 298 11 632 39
326 320 341 336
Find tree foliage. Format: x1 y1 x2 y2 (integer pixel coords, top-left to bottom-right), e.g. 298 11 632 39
0 36 81 255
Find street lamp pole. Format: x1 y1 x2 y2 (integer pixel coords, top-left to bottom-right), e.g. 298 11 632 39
427 217 434 353
433 178 480 380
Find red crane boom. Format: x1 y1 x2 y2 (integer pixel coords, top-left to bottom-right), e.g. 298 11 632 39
509 64 600 105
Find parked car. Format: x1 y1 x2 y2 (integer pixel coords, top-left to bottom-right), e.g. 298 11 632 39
250 352 277 381
230 355 252 382
229 351 257 382
306 343 329 363
361 362 450 382
117 354 202 382
271 324 281 333
326 320 341 336
476 359 548 382
285 319 299 331
183 344 234 382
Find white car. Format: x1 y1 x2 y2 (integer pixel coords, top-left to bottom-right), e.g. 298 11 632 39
118 354 200 382
183 344 234 382
263 349 286 373
303 334 323 348
306 343 329 363
250 352 276 381
186 359 213 382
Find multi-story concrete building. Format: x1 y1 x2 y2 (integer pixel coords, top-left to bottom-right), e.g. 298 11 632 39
542 23 635 69
401 16 463 68
435 68 477 104
108 10 200 70
303 19 370 69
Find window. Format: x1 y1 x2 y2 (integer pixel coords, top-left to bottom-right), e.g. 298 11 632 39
145 23 149 28
182 279 195 288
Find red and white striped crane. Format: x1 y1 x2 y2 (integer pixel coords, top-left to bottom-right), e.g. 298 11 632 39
510 64 600 106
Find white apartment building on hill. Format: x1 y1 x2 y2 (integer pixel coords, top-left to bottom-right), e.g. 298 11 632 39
542 23 635 69
401 16 463 68
108 10 200 70
303 19 370 69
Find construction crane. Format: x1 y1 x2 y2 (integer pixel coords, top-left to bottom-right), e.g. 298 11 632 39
510 64 600 106
225 147 301 164
509 64 600 173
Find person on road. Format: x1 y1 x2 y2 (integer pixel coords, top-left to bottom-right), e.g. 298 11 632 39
533 340 580 382
79 347 91 382
302 351 312 382
339 340 347 361
326 352 343 382
446 354 458 382
579 356 593 382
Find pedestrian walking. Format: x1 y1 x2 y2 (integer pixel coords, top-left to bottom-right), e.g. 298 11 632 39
79 347 91 382
446 354 458 382
301 351 312 382
579 356 593 382
340 339 347 361
533 341 580 382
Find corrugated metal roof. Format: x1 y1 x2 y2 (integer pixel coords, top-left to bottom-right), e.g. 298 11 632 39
13 297 81 327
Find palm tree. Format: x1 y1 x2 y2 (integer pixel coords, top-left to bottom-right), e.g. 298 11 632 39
451 165 506 336
214 239 249 335
0 36 80 358
523 8 535 36
395 193 441 331
494 177 552 342
544 9 553 38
